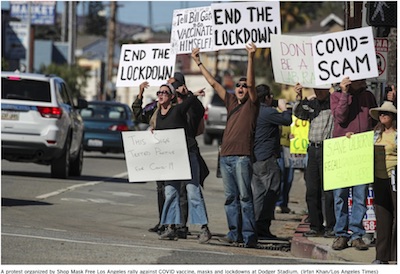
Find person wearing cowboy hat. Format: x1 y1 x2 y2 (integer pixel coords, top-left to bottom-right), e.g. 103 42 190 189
370 101 397 264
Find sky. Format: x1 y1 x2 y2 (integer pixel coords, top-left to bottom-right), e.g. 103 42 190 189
1 0 215 29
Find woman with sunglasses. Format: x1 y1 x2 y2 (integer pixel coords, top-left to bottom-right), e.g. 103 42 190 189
369 101 397 264
148 83 212 243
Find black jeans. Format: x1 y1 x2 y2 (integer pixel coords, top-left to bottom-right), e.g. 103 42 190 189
251 156 281 234
305 145 335 231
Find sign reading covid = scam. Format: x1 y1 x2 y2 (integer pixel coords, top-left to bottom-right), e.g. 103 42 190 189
116 43 176 87
312 27 378 86
211 1 281 50
122 129 192 183
170 6 214 54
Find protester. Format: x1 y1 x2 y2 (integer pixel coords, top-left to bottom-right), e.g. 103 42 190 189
146 83 211 243
369 101 397 264
191 43 259 248
330 77 377 250
293 83 335 238
252 84 292 238
168 75 210 239
132 81 165 235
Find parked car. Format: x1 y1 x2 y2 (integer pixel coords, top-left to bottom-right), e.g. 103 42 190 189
1 71 87 178
203 92 227 145
80 101 136 154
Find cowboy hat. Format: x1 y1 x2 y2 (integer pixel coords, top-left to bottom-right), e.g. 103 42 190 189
369 101 397 120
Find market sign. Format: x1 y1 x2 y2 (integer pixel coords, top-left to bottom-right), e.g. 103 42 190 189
10 1 56 25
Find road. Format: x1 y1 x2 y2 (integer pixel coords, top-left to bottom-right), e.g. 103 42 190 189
2 137 328 265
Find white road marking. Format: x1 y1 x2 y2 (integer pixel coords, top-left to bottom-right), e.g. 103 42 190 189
35 172 128 200
2 232 233 256
102 191 144 197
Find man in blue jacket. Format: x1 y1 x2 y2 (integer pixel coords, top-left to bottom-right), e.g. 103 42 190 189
252 84 292 238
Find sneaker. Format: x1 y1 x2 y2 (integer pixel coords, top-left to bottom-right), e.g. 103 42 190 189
148 223 160 233
198 226 212 244
332 236 349 250
303 229 324 237
258 231 277 239
176 226 188 239
324 229 335 238
351 238 369 251
157 225 166 235
275 206 292 214
159 227 178 241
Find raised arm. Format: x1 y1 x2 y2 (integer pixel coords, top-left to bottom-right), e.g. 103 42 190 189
191 48 226 101
246 42 257 103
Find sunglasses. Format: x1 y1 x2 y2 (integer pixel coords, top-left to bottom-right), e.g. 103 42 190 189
379 111 392 116
236 83 248 88
156 91 171 96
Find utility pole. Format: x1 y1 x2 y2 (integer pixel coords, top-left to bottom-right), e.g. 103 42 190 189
68 1 77 65
345 1 363 29
106 1 117 100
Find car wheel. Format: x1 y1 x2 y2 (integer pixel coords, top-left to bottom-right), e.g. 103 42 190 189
51 137 70 179
203 132 213 145
69 142 83 176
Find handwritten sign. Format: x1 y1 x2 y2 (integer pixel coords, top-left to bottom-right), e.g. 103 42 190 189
282 146 307 169
122 129 191 182
312 27 378 85
271 34 330 88
170 6 214 54
290 115 309 154
211 1 281 50
323 131 374 191
116 43 176 87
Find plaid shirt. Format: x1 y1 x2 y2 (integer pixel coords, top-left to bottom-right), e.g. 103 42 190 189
293 96 334 143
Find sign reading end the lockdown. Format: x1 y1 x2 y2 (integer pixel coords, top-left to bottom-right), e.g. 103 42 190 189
116 43 176 87
323 131 374 191
122 129 191 182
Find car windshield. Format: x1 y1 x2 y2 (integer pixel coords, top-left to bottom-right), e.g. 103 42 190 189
80 104 127 120
1 78 51 102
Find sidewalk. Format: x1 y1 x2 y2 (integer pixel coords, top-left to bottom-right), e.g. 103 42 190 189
271 170 376 264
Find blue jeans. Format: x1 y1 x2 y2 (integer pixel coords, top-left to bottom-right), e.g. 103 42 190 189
160 152 209 226
333 184 367 240
276 151 294 208
220 155 257 245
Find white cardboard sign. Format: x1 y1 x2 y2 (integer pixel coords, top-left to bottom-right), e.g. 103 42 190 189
122 129 192 182
271 34 330 88
170 6 214 54
211 1 281 50
116 43 176 87
312 27 378 85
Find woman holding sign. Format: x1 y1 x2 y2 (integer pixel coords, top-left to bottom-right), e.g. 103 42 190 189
369 101 397 264
149 83 212 243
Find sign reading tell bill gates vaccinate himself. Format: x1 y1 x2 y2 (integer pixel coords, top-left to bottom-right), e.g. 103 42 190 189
116 43 176 87
170 6 214 55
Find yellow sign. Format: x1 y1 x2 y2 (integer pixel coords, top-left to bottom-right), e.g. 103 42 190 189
290 115 309 154
323 131 374 191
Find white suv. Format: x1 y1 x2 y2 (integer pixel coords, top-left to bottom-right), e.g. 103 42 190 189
1 71 88 178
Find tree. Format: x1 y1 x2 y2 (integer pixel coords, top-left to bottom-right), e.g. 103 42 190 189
84 1 107 36
39 63 89 99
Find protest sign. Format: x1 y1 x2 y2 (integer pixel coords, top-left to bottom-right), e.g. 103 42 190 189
323 131 374 191
170 6 214 54
290 115 309 154
271 34 330 88
211 1 281 50
122 129 191 182
312 27 378 86
116 43 176 87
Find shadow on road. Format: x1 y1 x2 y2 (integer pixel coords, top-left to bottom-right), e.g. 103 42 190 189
2 197 52 207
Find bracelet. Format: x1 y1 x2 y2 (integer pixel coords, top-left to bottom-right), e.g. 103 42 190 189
197 62 203 67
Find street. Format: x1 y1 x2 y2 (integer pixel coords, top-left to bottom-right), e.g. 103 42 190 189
2 138 326 265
